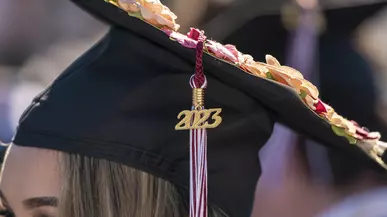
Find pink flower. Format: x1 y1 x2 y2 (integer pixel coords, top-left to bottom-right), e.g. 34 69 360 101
187 28 203 41
350 120 381 140
223 45 239 60
206 40 238 63
163 28 198 48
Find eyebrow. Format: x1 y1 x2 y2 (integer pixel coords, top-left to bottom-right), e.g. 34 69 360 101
23 197 58 210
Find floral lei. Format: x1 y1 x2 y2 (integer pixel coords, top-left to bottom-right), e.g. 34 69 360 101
105 0 387 167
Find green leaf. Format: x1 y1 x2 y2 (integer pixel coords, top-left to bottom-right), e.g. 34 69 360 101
129 11 143 20
331 125 357 144
299 90 307 98
332 125 346 136
345 135 358 144
266 72 275 80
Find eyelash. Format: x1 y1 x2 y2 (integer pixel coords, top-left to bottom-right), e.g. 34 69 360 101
0 211 15 217
0 210 54 217
33 212 55 217
6 213 15 217
34 215 53 217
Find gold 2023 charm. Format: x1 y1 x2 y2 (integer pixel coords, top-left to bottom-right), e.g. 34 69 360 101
175 87 222 130
175 108 222 130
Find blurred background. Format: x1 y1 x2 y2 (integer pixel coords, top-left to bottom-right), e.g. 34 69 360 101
1 0 387 216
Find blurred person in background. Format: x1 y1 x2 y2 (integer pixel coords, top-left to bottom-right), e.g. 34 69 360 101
0 0 106 65
164 0 237 31
0 0 107 142
315 8 387 217
359 8 387 129
0 68 13 143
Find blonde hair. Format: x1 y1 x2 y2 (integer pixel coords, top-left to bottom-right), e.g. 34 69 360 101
59 153 227 217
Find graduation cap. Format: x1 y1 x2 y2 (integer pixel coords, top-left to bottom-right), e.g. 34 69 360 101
12 0 387 216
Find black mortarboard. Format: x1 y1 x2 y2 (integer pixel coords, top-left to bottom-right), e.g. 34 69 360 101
12 1 387 217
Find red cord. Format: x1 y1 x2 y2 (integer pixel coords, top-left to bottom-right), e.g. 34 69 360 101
194 33 206 88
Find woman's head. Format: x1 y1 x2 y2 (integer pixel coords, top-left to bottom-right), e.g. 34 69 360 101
0 144 226 217
7 1 387 215
0 145 60 217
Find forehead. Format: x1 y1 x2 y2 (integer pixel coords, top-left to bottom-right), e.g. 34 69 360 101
0 145 60 208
